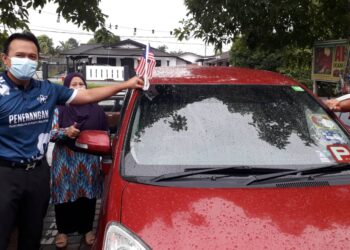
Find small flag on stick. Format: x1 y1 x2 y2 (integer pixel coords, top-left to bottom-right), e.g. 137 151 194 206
135 43 155 90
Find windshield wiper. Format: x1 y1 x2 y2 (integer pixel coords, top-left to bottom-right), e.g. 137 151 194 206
245 163 350 185
151 166 294 182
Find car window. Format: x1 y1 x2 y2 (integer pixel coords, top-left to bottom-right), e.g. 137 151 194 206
98 96 124 112
123 84 350 177
337 112 350 127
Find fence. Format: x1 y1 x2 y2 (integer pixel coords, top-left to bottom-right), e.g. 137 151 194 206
42 63 133 82
85 65 125 81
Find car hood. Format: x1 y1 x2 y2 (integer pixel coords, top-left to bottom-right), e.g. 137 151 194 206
121 182 350 249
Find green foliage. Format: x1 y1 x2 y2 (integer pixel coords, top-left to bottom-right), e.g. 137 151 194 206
0 31 9 53
230 39 313 89
0 0 106 38
229 39 283 71
88 28 120 45
37 35 55 55
278 47 313 89
176 0 350 51
66 38 79 49
278 67 313 90
56 38 79 52
157 45 168 52
87 38 97 44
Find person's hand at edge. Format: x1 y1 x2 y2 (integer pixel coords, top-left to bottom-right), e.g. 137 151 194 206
324 99 341 112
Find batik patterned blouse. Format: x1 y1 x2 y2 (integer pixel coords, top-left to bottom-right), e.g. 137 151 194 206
50 108 103 204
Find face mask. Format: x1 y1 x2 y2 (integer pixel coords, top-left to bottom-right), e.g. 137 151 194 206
9 57 38 80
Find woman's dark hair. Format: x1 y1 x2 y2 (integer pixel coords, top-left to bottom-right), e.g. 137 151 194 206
3 32 41 55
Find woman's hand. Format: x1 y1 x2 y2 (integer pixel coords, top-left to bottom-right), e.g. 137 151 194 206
64 123 80 139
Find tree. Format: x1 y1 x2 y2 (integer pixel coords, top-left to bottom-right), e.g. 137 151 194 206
157 45 168 52
57 38 79 52
0 31 9 53
175 0 350 51
0 0 106 44
37 35 55 55
229 38 313 89
66 38 79 49
0 0 106 31
87 38 97 45
87 28 120 45
169 49 184 55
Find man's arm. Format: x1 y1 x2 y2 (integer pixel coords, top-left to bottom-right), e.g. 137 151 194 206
70 76 143 105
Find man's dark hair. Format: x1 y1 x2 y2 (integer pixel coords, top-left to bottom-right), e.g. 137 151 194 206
3 32 41 55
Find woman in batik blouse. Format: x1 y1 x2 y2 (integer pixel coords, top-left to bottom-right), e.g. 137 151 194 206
50 73 107 248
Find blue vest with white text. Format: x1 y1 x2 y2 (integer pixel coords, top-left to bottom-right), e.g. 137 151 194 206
0 72 75 163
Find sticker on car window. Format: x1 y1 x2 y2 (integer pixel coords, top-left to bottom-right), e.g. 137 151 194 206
327 144 350 163
291 86 304 92
309 114 336 130
320 131 345 144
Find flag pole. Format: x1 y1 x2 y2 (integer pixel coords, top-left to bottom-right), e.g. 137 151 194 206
143 43 150 90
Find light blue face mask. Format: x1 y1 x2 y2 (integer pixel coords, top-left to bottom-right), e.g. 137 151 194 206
9 57 38 80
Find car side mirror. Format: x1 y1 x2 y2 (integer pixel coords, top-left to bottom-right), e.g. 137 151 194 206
75 130 111 155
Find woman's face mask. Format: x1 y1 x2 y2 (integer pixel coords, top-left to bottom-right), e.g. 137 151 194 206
9 57 38 80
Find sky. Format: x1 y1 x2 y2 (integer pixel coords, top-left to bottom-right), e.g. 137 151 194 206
24 0 231 56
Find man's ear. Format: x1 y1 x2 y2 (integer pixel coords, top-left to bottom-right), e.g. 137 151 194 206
1 53 10 68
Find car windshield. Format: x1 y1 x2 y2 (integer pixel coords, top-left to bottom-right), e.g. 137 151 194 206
123 84 350 177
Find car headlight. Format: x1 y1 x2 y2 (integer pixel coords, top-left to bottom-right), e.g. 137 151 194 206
103 222 150 250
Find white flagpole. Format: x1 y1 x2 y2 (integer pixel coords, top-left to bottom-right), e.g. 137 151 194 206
143 43 150 90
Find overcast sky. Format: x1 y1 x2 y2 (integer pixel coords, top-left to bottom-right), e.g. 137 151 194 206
25 0 231 56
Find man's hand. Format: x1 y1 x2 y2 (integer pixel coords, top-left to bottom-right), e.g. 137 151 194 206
125 76 144 89
324 99 341 112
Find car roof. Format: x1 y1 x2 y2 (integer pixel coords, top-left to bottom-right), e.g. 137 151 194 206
150 66 299 86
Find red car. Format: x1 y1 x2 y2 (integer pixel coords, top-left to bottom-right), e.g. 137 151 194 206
77 66 350 249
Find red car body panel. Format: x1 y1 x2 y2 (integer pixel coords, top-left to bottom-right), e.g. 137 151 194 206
120 183 350 249
92 67 350 249
151 66 299 85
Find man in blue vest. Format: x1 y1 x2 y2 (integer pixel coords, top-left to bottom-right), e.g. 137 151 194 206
0 32 143 250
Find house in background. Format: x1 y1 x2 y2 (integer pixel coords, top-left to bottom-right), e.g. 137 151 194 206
178 51 231 66
177 52 206 65
60 39 191 73
202 51 231 66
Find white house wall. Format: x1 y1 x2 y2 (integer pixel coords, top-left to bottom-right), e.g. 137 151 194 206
175 58 188 66
86 65 124 81
159 58 177 66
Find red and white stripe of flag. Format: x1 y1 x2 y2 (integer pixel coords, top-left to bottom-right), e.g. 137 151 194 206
135 45 155 79
135 57 146 77
146 52 156 79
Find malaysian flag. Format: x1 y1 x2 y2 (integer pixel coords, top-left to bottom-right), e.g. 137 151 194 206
135 44 155 90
